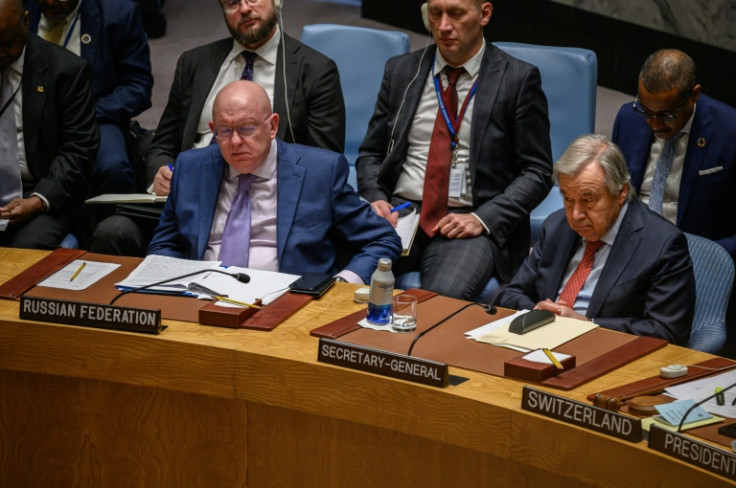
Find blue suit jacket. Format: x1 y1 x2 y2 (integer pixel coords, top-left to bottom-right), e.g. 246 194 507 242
612 94 736 258
494 199 695 345
26 0 153 125
148 141 402 283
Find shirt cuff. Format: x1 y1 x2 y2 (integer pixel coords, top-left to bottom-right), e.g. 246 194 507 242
336 270 364 285
31 192 50 212
471 212 490 235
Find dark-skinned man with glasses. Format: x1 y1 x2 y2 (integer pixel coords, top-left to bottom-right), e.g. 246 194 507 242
612 48 736 352
91 0 345 257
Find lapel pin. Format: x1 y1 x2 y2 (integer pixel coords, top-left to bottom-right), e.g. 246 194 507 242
697 137 706 148
36 86 44 93
81 33 92 45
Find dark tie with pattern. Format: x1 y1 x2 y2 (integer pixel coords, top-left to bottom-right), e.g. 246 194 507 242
419 66 465 237
219 174 258 267
241 52 256 81
648 132 685 214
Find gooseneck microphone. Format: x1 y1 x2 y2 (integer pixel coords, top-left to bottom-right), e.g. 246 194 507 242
407 302 496 356
109 269 250 305
676 380 736 432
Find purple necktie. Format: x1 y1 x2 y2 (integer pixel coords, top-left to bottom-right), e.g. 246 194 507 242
241 52 256 81
219 173 258 267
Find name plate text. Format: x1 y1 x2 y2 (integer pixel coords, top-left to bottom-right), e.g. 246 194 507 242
20 295 162 335
522 386 642 442
649 425 736 480
318 338 448 387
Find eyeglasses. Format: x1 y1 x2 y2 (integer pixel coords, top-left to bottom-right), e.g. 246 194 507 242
219 0 262 13
213 115 272 140
632 93 691 122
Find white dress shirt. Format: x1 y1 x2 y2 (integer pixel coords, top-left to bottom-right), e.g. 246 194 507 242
36 3 83 55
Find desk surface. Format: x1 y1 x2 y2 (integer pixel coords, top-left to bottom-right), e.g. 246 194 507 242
0 248 733 487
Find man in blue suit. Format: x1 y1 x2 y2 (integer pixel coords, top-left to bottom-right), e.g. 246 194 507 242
25 0 153 195
148 81 401 283
612 49 736 260
495 135 694 345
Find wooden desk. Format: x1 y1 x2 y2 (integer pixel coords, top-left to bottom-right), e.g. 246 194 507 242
0 248 732 487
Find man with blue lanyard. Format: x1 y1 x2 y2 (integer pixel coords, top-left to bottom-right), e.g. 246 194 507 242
25 0 153 195
357 0 553 300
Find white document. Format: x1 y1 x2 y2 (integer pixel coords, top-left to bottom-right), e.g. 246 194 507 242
395 208 419 256
38 260 121 291
665 369 736 418
85 193 167 204
467 311 597 350
522 349 571 365
115 255 299 306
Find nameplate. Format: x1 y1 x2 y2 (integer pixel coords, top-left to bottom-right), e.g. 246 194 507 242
20 295 163 335
317 338 449 387
521 386 642 442
649 425 736 480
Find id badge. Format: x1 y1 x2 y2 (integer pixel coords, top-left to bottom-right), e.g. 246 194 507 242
449 165 465 199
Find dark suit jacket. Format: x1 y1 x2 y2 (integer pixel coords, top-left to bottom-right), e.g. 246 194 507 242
26 0 153 125
494 199 695 345
22 33 98 211
356 42 553 282
612 94 736 259
147 141 401 284
145 35 345 185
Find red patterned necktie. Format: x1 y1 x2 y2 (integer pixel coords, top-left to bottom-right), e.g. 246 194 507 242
558 240 604 306
419 66 465 237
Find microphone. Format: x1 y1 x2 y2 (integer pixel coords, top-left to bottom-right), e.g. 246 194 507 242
109 269 250 305
407 302 496 356
676 380 736 432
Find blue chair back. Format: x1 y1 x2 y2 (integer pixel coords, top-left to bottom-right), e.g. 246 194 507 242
493 42 597 244
685 233 734 353
300 24 410 188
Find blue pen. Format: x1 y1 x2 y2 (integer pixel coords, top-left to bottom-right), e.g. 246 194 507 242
390 202 411 213
167 163 174 172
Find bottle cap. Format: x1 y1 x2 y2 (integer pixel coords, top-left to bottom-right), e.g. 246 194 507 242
377 257 392 271
354 287 370 303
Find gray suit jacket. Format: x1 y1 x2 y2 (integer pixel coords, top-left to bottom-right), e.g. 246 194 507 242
356 42 553 282
146 34 345 184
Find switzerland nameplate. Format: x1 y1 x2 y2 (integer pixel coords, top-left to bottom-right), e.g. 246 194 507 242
522 386 643 442
318 338 449 387
649 425 736 480
20 295 163 335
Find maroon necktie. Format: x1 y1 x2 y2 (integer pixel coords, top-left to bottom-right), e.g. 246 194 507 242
419 66 465 237
558 240 604 306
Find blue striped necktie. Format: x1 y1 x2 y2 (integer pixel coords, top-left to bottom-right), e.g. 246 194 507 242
648 132 685 214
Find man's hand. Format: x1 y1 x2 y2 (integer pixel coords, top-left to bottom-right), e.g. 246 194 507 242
535 298 589 321
153 165 173 196
433 213 484 239
0 196 44 226
370 200 397 227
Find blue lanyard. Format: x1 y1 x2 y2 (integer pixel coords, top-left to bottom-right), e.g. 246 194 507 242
431 52 478 150
60 8 83 50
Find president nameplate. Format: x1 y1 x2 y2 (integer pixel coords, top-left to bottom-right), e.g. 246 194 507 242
318 338 449 387
649 425 736 480
20 295 162 335
522 386 643 442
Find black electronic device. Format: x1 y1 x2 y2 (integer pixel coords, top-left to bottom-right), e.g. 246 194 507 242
718 424 736 439
289 273 335 298
509 309 556 335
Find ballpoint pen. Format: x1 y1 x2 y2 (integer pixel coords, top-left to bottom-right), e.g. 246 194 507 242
390 202 411 213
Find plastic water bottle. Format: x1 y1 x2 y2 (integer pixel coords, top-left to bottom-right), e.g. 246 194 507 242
366 258 394 325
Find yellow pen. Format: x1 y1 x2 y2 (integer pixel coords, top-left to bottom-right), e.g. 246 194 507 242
543 348 564 370
69 262 86 282
214 295 261 309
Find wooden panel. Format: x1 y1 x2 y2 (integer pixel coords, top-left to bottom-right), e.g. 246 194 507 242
0 370 248 488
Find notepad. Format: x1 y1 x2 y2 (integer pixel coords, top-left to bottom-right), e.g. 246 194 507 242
86 193 167 204
396 209 419 256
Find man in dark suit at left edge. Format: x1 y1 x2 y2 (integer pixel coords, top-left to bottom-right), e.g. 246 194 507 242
0 0 98 249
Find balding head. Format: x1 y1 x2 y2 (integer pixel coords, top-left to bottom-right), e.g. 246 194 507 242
0 0 28 71
209 80 279 175
639 49 697 99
